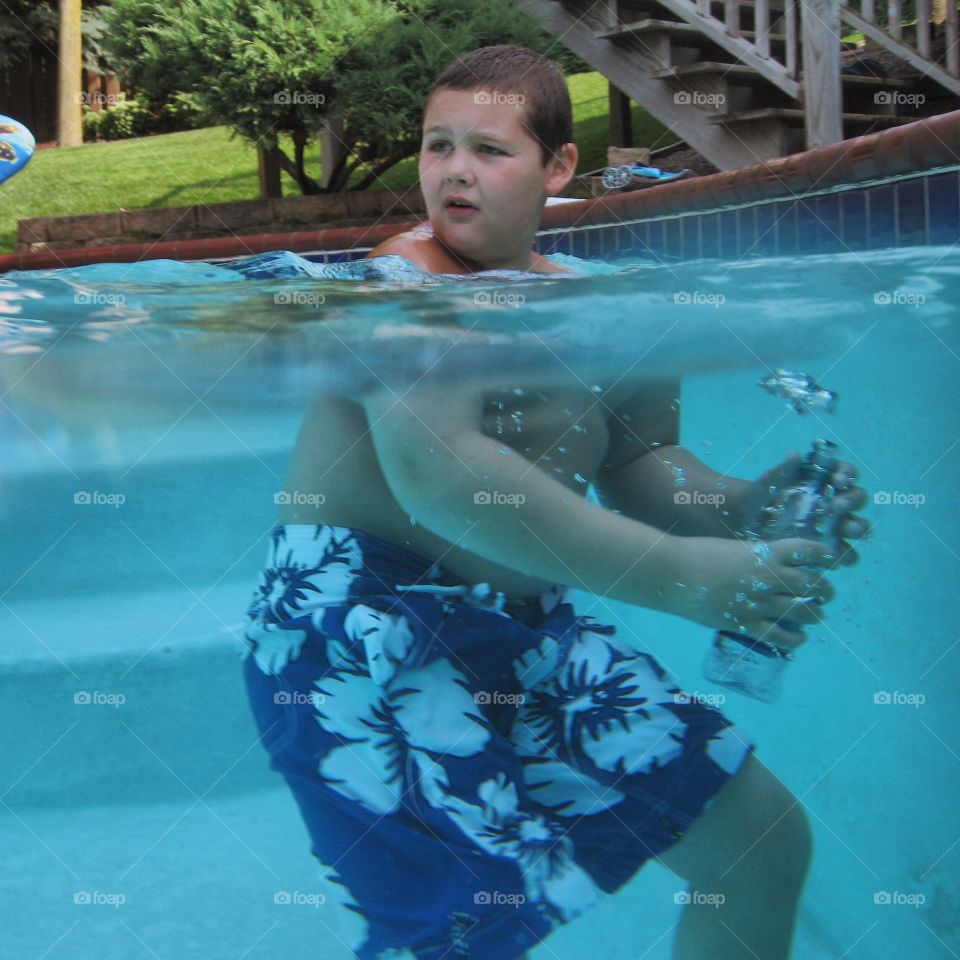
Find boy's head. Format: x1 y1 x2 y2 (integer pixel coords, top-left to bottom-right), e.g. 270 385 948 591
418 45 578 271
425 45 573 166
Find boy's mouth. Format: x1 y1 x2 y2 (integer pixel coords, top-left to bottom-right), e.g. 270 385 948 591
444 195 478 213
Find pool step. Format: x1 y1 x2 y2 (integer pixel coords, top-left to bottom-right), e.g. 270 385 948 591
0 580 275 807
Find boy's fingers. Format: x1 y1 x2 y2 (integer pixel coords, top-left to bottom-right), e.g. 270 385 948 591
755 620 807 651
829 488 868 513
837 514 871 539
831 461 859 490
775 539 836 568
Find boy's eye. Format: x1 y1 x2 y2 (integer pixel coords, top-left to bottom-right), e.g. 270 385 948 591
479 145 505 155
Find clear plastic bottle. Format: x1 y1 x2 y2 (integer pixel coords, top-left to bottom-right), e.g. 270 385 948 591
702 439 841 703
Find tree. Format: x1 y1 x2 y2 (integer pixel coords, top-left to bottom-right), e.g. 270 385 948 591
58 0 84 145
101 0 562 193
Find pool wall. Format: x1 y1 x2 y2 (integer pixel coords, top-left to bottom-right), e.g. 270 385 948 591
2 110 958 272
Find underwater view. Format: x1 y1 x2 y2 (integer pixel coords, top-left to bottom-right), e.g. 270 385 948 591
1 245 958 959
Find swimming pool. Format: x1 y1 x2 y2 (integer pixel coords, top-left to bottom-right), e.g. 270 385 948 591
1 141 959 957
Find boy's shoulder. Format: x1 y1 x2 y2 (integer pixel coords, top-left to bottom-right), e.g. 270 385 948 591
368 225 466 274
368 224 570 275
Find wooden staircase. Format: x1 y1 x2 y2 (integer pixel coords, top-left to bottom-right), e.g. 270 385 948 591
514 0 960 168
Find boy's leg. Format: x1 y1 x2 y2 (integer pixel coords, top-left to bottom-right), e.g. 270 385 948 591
655 751 813 960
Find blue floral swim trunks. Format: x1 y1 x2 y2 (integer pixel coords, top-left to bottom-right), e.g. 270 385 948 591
241 524 755 960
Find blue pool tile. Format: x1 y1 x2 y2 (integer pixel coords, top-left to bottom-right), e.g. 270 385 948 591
926 171 960 245
538 233 560 255
665 217 683 258
680 216 701 260
868 184 897 249
754 203 778 256
841 191 868 251
737 207 758 257
776 202 799 254
645 220 665 257
719 210 738 257
815 194 843 253
570 231 589 259
896 178 927 245
796 199 821 253
701 213 720 258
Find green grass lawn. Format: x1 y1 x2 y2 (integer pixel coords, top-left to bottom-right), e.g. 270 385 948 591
1 71 674 254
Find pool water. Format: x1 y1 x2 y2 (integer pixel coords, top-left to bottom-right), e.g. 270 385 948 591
1 246 958 958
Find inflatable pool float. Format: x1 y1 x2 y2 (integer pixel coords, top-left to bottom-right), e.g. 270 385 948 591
601 163 692 189
0 114 36 184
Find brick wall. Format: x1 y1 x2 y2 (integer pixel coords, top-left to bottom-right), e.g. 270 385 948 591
16 188 426 254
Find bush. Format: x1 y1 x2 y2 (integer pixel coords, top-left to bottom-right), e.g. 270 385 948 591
82 95 152 141
101 0 567 193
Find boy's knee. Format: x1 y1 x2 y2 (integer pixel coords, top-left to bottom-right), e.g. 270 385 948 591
736 770 813 881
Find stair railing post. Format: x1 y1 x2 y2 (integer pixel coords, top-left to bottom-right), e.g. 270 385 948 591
801 0 843 149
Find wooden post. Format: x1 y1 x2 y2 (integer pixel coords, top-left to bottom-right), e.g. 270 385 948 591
258 145 283 199
57 0 83 146
608 82 633 147
801 0 843 149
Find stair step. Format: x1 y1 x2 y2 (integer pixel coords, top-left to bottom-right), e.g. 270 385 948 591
596 18 708 39
836 73 914 88
596 18 787 44
651 62 771 82
707 107 916 124
651 62 916 89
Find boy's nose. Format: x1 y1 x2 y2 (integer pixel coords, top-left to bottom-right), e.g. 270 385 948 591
444 153 474 185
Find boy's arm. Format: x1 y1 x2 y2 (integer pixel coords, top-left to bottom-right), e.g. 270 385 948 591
596 379 753 537
362 377 835 648
597 379 871 553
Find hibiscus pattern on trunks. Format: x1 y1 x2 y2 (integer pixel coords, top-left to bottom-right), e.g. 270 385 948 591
241 525 755 960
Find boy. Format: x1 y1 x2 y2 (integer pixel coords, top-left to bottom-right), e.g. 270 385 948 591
242 46 868 960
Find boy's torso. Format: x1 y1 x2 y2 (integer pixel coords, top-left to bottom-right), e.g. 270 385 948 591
279 378 638 601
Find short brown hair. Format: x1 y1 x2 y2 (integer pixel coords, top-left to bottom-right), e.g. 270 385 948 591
427 45 573 165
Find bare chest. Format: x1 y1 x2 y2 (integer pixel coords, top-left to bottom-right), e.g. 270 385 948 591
480 382 630 490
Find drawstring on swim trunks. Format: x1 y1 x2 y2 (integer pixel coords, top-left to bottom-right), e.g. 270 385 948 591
395 581 507 613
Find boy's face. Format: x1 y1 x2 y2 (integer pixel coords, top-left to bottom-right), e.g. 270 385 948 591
419 88 576 271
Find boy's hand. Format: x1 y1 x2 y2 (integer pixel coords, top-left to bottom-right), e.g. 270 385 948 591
665 536 837 650
742 453 871 564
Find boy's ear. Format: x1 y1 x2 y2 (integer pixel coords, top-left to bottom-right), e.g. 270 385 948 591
544 142 579 196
